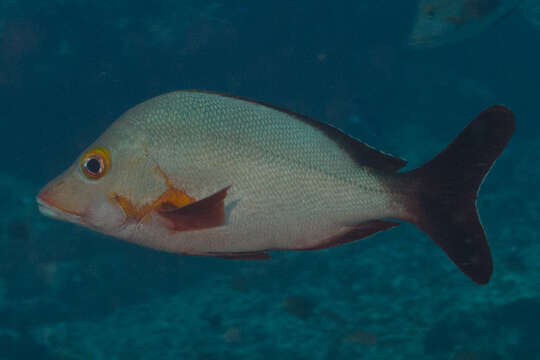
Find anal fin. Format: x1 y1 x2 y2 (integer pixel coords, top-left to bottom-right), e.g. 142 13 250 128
304 220 400 250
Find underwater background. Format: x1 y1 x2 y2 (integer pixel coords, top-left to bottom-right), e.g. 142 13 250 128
1 1 539 359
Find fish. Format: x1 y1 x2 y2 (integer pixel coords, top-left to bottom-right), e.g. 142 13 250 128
520 0 540 29
36 90 515 284
408 0 522 48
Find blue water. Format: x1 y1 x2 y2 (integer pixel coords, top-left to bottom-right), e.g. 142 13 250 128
1 1 539 359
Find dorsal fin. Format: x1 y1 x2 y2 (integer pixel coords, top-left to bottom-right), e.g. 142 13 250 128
184 90 407 172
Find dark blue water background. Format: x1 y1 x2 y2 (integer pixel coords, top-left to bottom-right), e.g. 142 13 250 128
1 1 539 359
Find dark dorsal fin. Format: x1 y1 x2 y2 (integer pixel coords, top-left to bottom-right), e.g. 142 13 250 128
184 90 407 172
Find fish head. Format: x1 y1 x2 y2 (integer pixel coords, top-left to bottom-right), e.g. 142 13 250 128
36 123 162 235
37 145 122 233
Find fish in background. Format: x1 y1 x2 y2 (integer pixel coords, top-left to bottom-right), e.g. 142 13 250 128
409 0 522 47
37 91 514 284
519 0 540 28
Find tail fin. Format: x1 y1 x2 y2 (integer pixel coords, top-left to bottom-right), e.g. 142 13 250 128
404 106 515 284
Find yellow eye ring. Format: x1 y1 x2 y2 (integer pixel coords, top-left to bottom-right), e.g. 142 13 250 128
80 147 111 180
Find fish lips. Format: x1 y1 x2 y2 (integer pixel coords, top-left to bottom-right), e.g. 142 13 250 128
36 192 84 225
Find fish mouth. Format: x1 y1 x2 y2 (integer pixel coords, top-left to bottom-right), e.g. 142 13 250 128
36 196 83 225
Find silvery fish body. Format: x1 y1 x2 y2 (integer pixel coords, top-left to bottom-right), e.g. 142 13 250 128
37 91 515 284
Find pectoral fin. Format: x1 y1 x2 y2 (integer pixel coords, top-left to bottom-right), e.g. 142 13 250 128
157 186 231 231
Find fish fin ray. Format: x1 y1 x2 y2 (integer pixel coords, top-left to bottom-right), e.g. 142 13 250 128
301 220 400 250
156 186 230 232
183 90 407 172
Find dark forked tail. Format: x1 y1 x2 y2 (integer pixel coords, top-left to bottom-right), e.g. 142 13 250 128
403 106 515 284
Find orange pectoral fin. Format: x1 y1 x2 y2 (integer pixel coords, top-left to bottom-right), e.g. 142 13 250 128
157 186 231 232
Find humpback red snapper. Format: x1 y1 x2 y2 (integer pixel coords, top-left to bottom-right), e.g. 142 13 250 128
37 91 514 284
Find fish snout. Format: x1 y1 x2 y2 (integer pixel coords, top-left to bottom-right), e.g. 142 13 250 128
36 179 84 223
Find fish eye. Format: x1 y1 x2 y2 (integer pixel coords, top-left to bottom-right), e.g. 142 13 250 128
84 157 103 175
80 147 111 180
